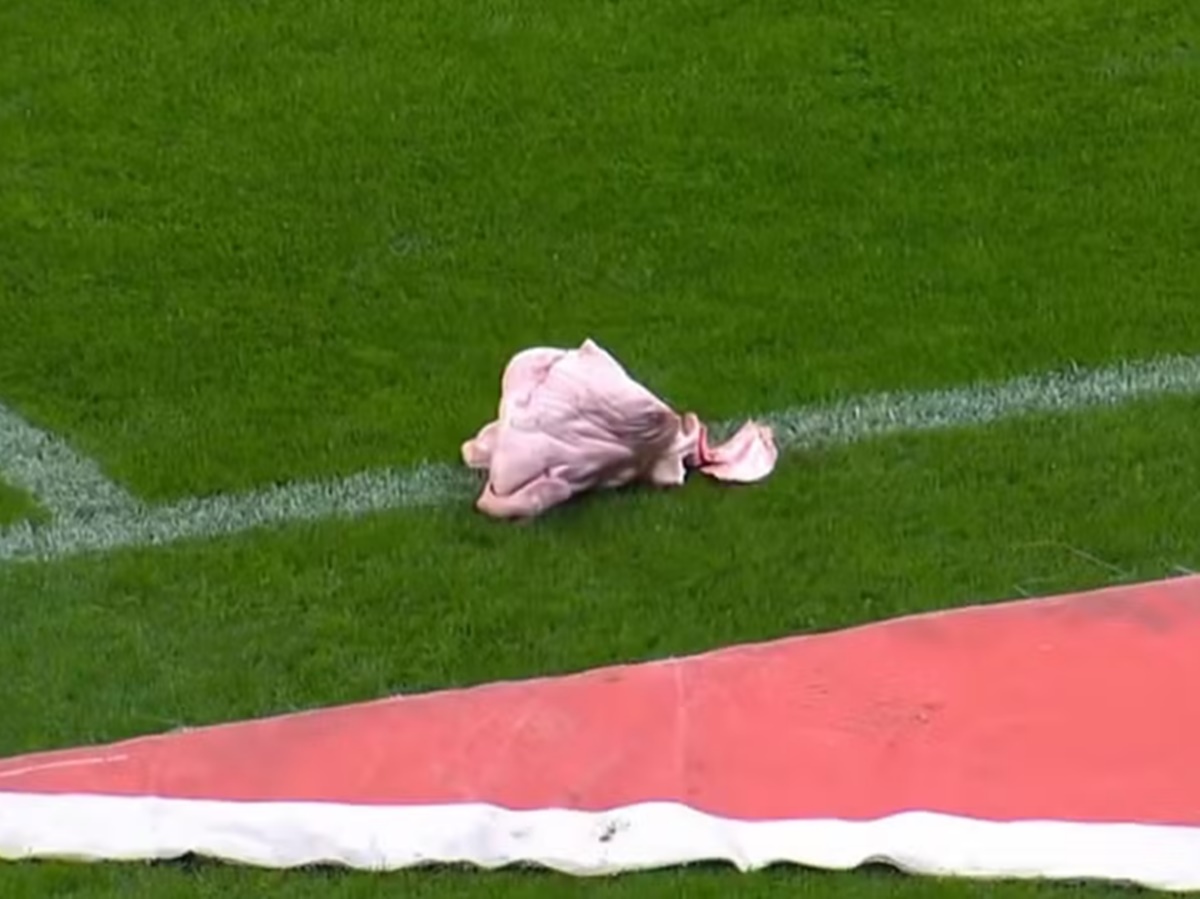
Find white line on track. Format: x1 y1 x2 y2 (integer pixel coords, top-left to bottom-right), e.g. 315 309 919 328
2 353 1199 564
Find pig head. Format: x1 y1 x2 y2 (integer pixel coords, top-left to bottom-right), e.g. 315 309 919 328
462 339 777 519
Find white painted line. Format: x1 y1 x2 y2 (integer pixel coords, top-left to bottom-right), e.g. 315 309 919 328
0 754 130 782
0 464 477 564
2 353 1198 564
763 353 1200 450
0 402 139 519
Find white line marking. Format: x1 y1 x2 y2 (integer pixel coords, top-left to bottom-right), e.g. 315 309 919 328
0 754 130 781
0 402 138 519
2 353 1198 564
762 353 1200 449
0 463 475 564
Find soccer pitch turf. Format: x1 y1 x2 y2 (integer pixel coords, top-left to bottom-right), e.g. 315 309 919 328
2 0 1199 895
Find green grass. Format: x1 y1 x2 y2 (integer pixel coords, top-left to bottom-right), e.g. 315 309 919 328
3 398 1199 896
1 0 1198 895
2 0 1197 499
0 861 1152 898
0 481 44 527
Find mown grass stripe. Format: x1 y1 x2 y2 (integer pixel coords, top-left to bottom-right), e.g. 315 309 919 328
2 353 1198 564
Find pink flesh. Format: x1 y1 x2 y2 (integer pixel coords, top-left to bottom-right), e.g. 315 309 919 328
462 339 778 518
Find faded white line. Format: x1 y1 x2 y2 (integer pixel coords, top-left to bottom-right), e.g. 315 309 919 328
0 402 139 519
762 353 1200 449
1 353 1198 564
0 754 130 781
0 463 477 564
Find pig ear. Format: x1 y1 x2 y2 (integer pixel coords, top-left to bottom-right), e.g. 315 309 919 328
697 421 778 483
462 422 500 469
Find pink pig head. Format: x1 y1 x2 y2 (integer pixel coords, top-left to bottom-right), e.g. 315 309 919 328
462 339 777 519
